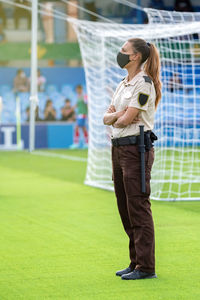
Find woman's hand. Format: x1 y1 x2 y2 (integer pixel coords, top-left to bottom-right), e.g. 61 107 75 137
103 106 128 126
113 107 140 128
131 116 141 124
107 105 116 113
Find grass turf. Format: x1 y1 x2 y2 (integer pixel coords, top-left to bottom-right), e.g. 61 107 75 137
0 150 199 299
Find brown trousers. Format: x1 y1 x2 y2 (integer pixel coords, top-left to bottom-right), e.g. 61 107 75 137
112 144 155 273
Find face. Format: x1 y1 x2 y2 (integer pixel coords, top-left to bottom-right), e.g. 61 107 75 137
76 87 82 94
47 101 52 108
117 41 141 69
19 71 26 77
121 41 135 59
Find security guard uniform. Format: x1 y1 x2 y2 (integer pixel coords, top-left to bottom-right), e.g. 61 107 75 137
111 70 156 274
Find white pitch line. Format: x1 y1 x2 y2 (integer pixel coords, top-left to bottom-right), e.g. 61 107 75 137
31 150 87 162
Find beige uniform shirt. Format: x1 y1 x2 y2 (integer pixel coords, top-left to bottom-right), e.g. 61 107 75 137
111 70 156 138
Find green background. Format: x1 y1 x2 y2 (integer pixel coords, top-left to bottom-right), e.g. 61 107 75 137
0 43 81 61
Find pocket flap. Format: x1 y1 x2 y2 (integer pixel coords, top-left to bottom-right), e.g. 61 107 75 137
124 91 132 99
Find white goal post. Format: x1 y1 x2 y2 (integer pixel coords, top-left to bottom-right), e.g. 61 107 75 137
72 9 200 201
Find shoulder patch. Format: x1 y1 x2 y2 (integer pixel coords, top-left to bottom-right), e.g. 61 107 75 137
138 93 149 106
143 76 152 84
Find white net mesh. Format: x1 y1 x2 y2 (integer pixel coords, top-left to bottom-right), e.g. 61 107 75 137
71 10 200 201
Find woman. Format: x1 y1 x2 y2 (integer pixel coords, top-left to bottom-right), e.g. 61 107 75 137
44 99 56 121
13 69 29 93
61 99 75 122
103 38 161 280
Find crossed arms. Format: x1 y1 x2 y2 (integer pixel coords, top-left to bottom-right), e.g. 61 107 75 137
103 105 140 128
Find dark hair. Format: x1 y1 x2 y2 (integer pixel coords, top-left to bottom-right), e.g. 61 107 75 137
128 38 162 108
45 99 52 107
17 69 23 75
65 98 71 103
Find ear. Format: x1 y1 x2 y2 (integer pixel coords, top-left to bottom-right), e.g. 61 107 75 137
130 52 140 62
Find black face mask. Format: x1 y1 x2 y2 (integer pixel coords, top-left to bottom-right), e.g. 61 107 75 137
117 52 131 68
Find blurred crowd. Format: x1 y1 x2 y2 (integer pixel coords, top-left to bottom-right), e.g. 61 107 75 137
11 68 87 123
0 0 196 41
14 69 46 93
0 1 69 44
26 98 77 123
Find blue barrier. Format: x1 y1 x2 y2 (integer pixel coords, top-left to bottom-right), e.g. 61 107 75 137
0 121 200 150
0 123 75 150
47 123 74 148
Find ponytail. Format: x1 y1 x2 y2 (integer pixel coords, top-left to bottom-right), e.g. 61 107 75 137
144 43 162 109
128 38 162 109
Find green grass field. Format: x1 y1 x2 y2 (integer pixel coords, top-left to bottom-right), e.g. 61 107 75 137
0 150 200 300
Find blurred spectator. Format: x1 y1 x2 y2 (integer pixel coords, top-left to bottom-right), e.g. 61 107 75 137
2 3 14 22
13 69 29 93
148 0 165 10
41 2 54 43
0 3 6 27
53 2 67 43
84 0 97 21
44 99 56 121
174 0 193 12
0 20 6 43
61 99 75 122
26 106 41 122
14 1 31 29
168 73 183 92
37 69 46 92
70 85 88 149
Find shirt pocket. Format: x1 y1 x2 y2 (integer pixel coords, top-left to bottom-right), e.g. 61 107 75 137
120 91 133 110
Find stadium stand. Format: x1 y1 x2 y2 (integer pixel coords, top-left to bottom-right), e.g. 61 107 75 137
1 63 200 125
0 67 86 124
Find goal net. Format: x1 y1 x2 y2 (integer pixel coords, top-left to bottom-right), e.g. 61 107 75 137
71 9 200 201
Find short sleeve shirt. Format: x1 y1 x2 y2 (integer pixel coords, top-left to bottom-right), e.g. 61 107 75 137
111 70 156 138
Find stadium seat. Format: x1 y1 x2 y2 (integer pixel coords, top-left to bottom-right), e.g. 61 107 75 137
21 112 27 123
38 94 48 111
2 91 15 103
1 108 16 124
46 84 58 96
61 84 73 97
195 88 200 95
38 108 44 120
18 92 30 110
55 107 62 120
50 91 62 101
67 92 77 106
0 85 12 95
187 95 194 103
18 92 30 100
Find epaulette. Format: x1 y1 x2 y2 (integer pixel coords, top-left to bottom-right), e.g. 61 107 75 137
143 76 152 84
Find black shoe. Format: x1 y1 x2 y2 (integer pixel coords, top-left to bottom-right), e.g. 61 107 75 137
116 267 133 277
121 269 157 280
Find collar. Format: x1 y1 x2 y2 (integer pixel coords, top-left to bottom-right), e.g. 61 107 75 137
123 70 145 86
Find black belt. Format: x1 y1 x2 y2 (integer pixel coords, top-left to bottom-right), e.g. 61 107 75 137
111 135 138 147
